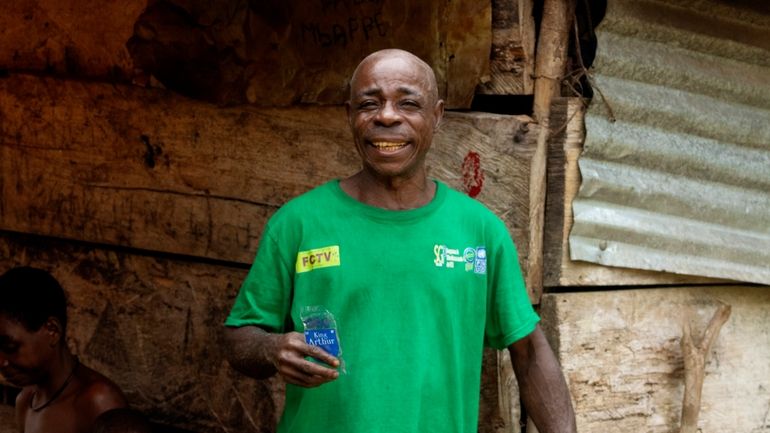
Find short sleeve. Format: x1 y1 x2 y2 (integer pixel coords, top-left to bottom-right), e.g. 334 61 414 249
224 227 293 332
484 224 540 349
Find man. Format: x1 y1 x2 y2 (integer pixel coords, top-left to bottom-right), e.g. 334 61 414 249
224 48 576 432
0 267 144 433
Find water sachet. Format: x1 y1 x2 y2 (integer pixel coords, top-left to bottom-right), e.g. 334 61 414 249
301 305 346 374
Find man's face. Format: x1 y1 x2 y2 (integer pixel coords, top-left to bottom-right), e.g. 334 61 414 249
0 315 52 386
347 54 444 181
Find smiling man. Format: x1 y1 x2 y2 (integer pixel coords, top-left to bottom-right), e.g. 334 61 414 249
0 267 146 433
224 49 576 433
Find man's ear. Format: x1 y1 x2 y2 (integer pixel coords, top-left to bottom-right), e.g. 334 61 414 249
345 101 353 127
433 99 445 131
43 317 63 346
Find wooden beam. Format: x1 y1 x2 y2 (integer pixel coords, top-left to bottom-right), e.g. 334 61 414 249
526 0 576 299
680 304 731 433
0 74 538 277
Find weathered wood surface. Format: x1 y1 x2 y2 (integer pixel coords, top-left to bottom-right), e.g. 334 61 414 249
540 286 770 433
127 0 490 108
0 232 524 432
543 98 724 287
1 0 490 108
0 74 537 272
0 0 145 79
477 0 535 95
679 303 731 433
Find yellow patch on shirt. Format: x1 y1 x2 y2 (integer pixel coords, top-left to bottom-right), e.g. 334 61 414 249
296 246 340 273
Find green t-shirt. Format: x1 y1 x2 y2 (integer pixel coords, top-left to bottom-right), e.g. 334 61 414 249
226 180 539 433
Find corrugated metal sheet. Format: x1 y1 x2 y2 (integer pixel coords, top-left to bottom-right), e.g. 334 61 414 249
569 0 770 285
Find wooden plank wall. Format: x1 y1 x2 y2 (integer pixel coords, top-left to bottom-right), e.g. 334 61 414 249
0 73 538 432
0 0 544 431
540 286 770 433
476 0 535 95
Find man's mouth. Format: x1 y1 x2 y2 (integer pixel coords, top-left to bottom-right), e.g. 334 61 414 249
371 141 408 152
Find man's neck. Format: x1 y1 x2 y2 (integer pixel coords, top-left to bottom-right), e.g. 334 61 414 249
34 350 77 400
340 170 436 210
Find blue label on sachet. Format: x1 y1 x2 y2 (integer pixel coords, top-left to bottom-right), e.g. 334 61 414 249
304 328 340 357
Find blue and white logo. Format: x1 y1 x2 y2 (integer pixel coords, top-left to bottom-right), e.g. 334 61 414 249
474 246 487 275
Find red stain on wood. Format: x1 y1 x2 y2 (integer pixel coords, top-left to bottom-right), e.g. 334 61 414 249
462 151 484 198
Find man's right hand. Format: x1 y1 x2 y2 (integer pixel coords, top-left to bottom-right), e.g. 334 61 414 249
223 325 340 387
267 331 340 387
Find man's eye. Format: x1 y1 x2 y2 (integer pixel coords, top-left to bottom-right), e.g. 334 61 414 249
358 101 378 109
401 100 420 108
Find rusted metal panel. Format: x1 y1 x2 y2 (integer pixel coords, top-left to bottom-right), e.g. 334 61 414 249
540 286 770 433
569 0 770 284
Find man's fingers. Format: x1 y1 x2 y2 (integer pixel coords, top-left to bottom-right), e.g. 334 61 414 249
282 332 339 368
273 331 340 387
278 360 338 387
302 344 340 368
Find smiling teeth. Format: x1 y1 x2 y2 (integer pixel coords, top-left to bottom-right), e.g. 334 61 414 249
372 141 406 150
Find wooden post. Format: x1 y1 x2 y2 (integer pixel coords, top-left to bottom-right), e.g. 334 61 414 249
526 0 575 299
680 304 732 433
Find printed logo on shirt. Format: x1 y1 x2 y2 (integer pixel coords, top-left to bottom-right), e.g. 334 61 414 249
433 244 486 274
296 245 340 273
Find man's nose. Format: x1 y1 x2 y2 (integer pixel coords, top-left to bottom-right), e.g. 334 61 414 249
374 101 401 126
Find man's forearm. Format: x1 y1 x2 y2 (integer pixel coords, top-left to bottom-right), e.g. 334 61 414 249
509 326 576 433
223 325 279 379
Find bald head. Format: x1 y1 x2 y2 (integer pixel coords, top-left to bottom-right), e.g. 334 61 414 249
349 49 439 103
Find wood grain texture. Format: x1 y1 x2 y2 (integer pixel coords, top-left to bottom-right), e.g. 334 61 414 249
127 0 489 108
0 74 538 274
477 0 535 95
526 0 576 299
540 286 770 433
0 0 144 79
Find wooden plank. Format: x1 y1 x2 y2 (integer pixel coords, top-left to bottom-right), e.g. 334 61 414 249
444 0 492 105
0 232 525 432
0 0 144 79
0 73 539 282
0 0 490 108
477 0 536 95
525 0 576 299
540 286 770 433
543 98 723 287
127 0 490 108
